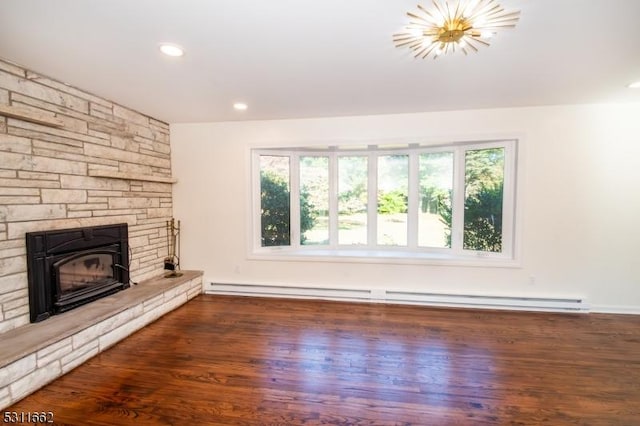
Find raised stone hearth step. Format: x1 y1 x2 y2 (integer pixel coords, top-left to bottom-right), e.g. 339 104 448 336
0 270 203 410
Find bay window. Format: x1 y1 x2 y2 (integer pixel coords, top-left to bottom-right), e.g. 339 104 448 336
253 140 517 264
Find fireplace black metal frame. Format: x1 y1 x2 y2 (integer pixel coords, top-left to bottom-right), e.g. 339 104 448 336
26 223 130 323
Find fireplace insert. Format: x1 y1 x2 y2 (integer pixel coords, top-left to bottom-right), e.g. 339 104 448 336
26 223 130 323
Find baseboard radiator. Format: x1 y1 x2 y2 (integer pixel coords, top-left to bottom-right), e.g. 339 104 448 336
206 282 589 313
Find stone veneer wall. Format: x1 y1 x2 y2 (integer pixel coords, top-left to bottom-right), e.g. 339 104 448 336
0 58 174 334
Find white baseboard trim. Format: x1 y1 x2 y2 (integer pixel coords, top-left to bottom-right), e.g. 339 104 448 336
590 305 640 315
205 279 590 313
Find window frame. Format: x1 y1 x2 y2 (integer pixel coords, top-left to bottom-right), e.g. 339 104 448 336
251 139 519 267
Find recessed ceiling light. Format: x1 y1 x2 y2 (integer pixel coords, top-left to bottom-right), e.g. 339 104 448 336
159 43 184 57
233 102 248 111
628 81 640 89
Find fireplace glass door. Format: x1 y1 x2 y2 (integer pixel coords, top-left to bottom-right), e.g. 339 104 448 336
52 246 123 311
57 251 116 296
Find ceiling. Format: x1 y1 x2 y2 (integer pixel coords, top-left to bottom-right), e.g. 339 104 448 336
1 0 639 124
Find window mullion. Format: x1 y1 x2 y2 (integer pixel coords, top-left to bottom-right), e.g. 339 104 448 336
368 150 377 247
501 142 516 257
328 152 339 248
290 153 301 248
252 151 262 250
451 147 466 253
407 150 419 248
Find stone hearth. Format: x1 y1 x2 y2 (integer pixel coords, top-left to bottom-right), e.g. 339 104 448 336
0 270 202 410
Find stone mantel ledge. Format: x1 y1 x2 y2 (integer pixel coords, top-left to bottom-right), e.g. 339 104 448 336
88 169 178 184
0 270 202 370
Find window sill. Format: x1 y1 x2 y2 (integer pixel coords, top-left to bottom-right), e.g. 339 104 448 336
249 248 520 268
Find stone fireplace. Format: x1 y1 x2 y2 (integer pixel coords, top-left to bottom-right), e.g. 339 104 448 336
26 223 130 322
0 58 203 410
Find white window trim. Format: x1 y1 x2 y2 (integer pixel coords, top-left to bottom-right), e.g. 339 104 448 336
250 140 520 268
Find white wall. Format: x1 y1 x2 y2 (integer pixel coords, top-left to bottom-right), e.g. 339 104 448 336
171 103 640 313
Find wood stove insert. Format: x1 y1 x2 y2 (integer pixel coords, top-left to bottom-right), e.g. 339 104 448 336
26 223 130 323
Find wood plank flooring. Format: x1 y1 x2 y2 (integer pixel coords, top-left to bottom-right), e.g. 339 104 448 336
6 295 640 425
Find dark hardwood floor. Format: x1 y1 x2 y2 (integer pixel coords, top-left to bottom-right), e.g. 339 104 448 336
6 295 640 425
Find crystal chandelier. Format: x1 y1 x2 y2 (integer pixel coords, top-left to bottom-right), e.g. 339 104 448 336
393 0 520 59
